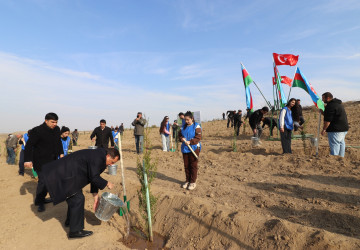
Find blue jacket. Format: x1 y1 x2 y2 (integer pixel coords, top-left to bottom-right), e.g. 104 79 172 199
164 122 170 137
21 133 29 150
61 137 71 156
112 131 119 144
279 107 294 131
180 122 201 153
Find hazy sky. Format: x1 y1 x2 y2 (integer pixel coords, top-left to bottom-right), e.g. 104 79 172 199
0 0 359 133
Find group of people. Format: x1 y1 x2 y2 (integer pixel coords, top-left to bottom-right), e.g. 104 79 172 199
5 112 120 238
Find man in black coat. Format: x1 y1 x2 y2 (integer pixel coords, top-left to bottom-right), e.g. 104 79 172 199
321 92 349 157
90 119 114 148
249 107 269 138
233 110 243 136
262 117 278 136
41 148 119 238
24 113 64 212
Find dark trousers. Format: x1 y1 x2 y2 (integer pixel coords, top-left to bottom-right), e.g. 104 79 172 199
66 191 85 233
72 139 77 146
280 129 292 153
299 116 305 126
6 147 16 164
182 149 200 183
35 171 48 205
227 118 233 128
135 135 143 154
19 149 25 174
234 123 242 136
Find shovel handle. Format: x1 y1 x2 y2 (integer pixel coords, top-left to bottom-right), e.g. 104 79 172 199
186 144 198 159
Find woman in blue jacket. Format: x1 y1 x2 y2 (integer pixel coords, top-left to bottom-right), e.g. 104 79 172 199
178 111 202 190
279 98 296 154
60 126 72 156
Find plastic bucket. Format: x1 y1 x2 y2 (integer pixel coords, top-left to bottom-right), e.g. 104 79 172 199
108 164 117 175
95 192 126 221
251 137 260 146
88 146 97 149
310 138 318 147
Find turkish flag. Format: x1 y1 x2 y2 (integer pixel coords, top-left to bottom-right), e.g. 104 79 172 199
273 53 299 66
272 76 293 87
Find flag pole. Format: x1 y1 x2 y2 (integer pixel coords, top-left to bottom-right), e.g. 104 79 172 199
287 66 297 102
316 110 321 157
252 80 272 109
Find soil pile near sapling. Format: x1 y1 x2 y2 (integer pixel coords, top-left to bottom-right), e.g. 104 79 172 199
0 101 360 249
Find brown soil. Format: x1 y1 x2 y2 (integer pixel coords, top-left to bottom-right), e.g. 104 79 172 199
1 101 360 249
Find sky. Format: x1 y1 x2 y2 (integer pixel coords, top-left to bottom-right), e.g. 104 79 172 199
0 0 359 133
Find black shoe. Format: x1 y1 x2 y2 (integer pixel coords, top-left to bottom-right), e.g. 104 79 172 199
19 173 24 176
65 219 70 227
69 230 93 238
38 204 45 212
44 198 53 204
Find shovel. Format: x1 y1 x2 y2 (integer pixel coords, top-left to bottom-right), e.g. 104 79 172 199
186 144 198 159
116 133 130 216
170 127 175 152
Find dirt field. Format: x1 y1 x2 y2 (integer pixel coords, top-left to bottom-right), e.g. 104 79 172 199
1 101 360 249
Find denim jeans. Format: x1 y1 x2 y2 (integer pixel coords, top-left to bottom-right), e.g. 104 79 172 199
6 147 16 164
327 131 347 157
135 135 144 154
161 134 170 151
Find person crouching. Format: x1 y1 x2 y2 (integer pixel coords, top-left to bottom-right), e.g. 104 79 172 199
178 111 202 190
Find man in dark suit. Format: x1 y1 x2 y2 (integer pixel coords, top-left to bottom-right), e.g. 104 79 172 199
24 113 64 212
41 148 119 238
90 119 114 148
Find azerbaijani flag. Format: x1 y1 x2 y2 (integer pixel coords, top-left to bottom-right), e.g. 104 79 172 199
241 63 254 111
293 67 325 111
273 63 287 108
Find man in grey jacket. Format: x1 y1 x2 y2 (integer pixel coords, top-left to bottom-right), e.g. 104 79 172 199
131 112 146 154
6 134 20 165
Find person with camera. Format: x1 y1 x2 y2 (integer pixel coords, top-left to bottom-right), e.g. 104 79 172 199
131 112 146 154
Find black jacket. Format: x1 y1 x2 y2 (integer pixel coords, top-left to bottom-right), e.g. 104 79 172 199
291 105 301 122
90 126 114 148
234 113 243 127
324 98 349 132
24 123 64 172
249 109 263 129
42 148 109 205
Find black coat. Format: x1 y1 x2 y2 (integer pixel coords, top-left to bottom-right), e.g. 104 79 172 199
249 109 263 129
24 123 64 172
90 126 114 148
324 98 349 132
42 148 109 205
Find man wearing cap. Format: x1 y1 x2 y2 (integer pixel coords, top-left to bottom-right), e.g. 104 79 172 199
131 112 146 154
90 119 114 148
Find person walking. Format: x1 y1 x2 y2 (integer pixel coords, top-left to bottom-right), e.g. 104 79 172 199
60 126 72 156
24 112 64 212
249 107 269 138
112 127 120 149
41 148 118 238
321 92 349 157
233 110 243 136
159 116 171 151
18 131 30 176
72 129 79 146
119 123 124 137
6 134 20 165
90 119 114 148
279 99 295 154
178 111 202 190
131 112 146 154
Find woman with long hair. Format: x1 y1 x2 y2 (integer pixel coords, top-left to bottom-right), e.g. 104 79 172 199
279 98 296 153
159 116 170 151
178 111 202 190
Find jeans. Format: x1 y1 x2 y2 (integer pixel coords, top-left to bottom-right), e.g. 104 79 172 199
19 149 25 174
161 134 170 151
327 132 347 157
135 135 144 154
253 124 263 138
6 147 16 164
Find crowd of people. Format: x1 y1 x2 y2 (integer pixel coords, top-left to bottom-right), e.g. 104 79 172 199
224 92 349 157
3 91 349 239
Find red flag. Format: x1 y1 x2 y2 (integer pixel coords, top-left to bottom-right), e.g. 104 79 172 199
273 53 299 66
272 76 292 87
